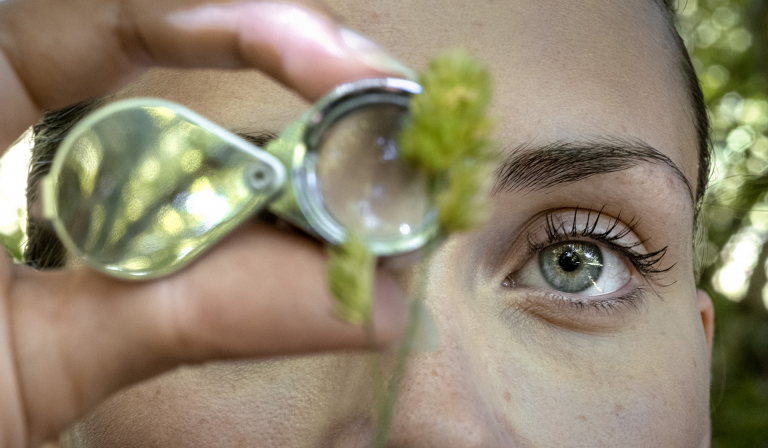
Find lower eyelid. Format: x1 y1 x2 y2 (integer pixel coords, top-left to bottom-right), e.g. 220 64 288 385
500 283 648 333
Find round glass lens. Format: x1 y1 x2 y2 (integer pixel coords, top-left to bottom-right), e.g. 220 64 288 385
314 104 431 244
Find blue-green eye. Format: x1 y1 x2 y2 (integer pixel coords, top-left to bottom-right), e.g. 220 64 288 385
515 240 630 296
538 242 603 293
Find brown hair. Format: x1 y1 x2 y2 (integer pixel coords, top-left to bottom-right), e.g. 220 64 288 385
25 99 102 268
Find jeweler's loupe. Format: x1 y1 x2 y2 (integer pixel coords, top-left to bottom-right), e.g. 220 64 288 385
42 78 437 280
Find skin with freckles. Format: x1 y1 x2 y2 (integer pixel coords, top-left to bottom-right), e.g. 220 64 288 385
6 0 714 446
52 1 714 446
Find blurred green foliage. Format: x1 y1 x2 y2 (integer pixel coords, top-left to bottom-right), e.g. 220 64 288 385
0 229 24 261
677 0 768 445
0 134 29 263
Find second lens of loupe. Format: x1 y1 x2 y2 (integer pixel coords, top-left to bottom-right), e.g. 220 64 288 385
314 103 434 254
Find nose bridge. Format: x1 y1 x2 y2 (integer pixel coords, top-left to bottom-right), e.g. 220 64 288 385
385 324 515 447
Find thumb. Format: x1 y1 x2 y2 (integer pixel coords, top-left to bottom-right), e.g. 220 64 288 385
0 0 415 148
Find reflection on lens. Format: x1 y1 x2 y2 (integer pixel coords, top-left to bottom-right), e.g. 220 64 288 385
314 104 431 244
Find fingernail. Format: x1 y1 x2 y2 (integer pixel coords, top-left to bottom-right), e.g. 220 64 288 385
339 27 418 81
410 300 441 352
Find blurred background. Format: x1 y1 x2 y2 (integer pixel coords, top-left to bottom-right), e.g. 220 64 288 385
676 0 768 445
0 0 765 444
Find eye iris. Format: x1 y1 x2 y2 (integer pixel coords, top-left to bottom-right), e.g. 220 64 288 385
539 242 604 293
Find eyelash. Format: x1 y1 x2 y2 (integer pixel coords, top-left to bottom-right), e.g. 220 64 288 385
525 207 674 284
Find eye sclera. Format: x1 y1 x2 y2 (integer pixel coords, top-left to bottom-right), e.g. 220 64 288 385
497 207 668 298
501 240 646 332
511 240 633 297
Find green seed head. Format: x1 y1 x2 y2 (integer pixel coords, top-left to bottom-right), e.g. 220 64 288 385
327 232 375 325
327 49 495 324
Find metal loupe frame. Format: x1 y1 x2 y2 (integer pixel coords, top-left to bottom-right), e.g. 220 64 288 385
278 78 438 257
41 79 438 282
42 98 287 280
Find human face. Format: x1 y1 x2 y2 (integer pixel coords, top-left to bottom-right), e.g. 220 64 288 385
61 0 713 446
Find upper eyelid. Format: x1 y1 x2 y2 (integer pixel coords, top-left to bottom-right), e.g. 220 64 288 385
493 208 635 271
484 207 673 282
536 209 674 284
545 208 641 245
500 208 673 284
531 233 672 283
523 208 645 256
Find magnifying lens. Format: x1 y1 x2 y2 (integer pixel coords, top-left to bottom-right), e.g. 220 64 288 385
41 78 438 279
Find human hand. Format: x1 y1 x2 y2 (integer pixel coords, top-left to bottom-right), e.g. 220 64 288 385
0 1 410 445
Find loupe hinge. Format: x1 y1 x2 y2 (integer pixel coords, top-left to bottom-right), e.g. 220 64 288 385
241 142 288 198
245 161 283 194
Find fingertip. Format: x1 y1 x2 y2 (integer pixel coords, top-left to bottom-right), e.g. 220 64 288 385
166 2 416 101
338 27 418 82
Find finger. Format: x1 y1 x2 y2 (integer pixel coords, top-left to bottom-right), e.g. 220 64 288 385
0 0 416 148
9 221 406 444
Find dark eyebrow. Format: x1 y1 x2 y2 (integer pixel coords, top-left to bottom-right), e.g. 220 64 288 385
235 131 279 147
492 138 694 202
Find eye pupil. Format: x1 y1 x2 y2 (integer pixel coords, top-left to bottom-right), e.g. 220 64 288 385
558 249 582 272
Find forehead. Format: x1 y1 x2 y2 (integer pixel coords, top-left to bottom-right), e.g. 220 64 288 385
115 0 697 188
